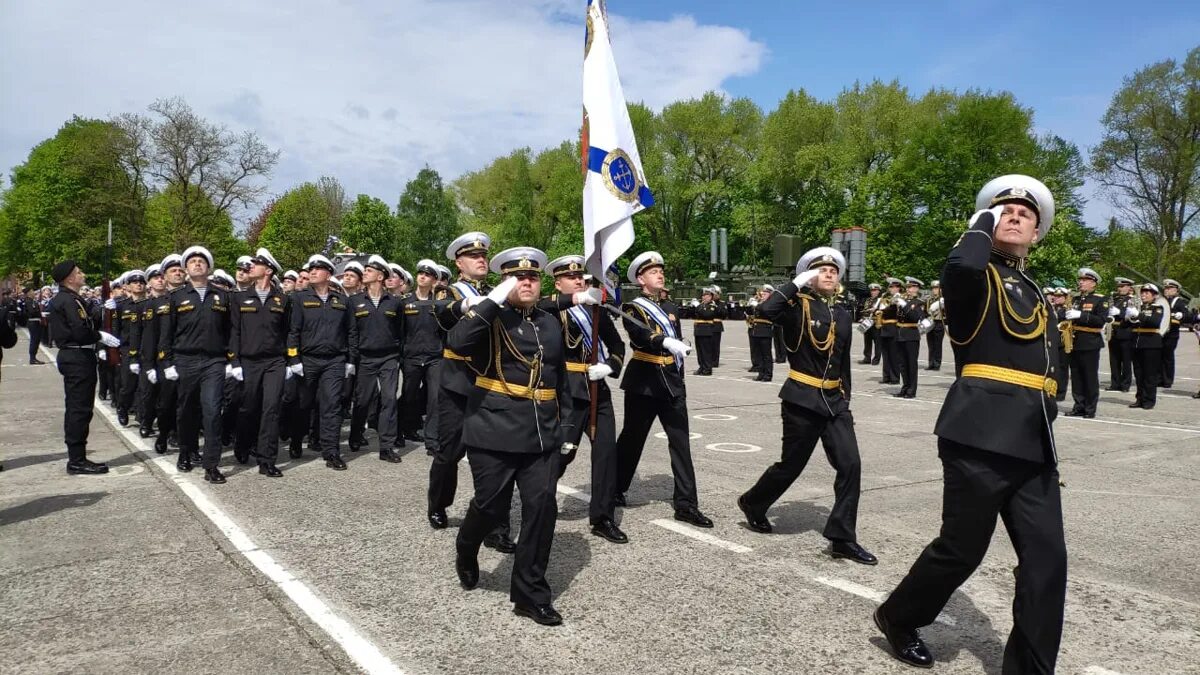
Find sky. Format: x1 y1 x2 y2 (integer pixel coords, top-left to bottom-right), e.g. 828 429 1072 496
2 0 1197 233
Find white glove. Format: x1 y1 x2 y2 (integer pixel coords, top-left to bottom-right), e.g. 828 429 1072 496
163 366 179 381
1125 306 1138 320
1173 312 1184 320
288 363 304 379
345 363 356 378
459 295 485 312
129 362 140 375
690 299 700 307
98 331 120 347
103 298 117 310
662 337 691 358
929 299 943 314
967 205 1005 233
284 367 293 381
230 366 243 382
1064 309 1081 320
224 364 234 379
147 369 158 384
486 277 519 305
97 349 107 362
895 297 908 308
792 269 819 289
918 318 934 334
573 288 602 306
1108 307 1120 317
586 363 612 381
748 299 759 307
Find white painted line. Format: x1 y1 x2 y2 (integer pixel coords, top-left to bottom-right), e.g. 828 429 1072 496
813 577 955 626
649 519 752 554
694 413 738 421
1069 489 1199 500
59 344 408 675
655 431 702 440
1057 416 1200 435
556 484 592 503
706 442 762 454
1084 666 1126 675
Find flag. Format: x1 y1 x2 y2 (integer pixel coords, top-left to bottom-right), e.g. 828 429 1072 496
581 0 653 288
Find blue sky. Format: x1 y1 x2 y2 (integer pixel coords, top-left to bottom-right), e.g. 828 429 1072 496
2 0 1197 233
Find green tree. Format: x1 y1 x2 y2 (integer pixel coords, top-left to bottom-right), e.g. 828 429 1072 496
397 167 460 264
257 183 335 271
143 183 245 267
341 194 398 257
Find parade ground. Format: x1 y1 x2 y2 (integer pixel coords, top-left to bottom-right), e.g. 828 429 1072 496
2 326 1198 675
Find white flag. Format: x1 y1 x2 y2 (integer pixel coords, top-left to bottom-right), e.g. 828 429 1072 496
581 0 653 287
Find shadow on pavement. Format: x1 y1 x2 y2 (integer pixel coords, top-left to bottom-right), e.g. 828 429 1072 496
767 499 832 535
0 491 108 527
0 452 63 471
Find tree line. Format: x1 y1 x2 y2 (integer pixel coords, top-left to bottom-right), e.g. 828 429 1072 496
2 46 1197 293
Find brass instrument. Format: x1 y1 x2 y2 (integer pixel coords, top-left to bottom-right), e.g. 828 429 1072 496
1059 320 1074 354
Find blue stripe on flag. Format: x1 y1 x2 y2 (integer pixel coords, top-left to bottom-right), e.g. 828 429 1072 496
587 145 654 209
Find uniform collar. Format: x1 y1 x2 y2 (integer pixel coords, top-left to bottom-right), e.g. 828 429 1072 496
990 247 1026 271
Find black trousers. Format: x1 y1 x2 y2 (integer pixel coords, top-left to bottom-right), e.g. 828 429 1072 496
97 356 112 399
1133 346 1161 407
750 336 774 380
560 385 619 523
155 369 178 441
741 402 861 541
861 326 877 362
222 376 243 444
1107 338 1132 390
28 321 42 361
897 339 919 395
236 357 285 463
117 354 140 415
1053 348 1069 402
1068 349 1101 415
879 335 900 382
713 331 723 367
400 358 439 438
57 348 97 463
1161 336 1179 387
749 332 760 371
458 448 557 607
926 324 944 369
616 390 700 510
138 370 159 431
297 356 346 460
175 355 226 470
280 371 301 441
418 360 443 451
350 355 400 451
694 334 715 372
772 325 786 363
881 440 1066 675
430 388 511 533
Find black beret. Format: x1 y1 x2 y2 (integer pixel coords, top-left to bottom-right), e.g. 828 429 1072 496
52 260 77 284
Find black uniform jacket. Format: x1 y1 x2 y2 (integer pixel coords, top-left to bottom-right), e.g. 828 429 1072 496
399 290 443 363
48 288 100 347
746 303 773 338
448 298 568 454
230 286 290 365
159 285 232 367
1110 293 1135 340
619 294 686 399
761 282 853 418
879 298 899 338
1131 302 1165 349
436 279 490 397
140 294 171 369
349 292 404 360
287 288 352 364
935 231 1059 464
537 294 625 404
693 301 720 337
1167 296 1187 336
117 297 143 359
1069 292 1108 351
896 295 926 342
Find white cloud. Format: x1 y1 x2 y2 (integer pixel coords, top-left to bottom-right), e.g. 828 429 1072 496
0 0 765 226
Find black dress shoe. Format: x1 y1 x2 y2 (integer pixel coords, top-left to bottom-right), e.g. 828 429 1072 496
66 459 109 475
674 507 714 528
892 392 908 398
831 540 878 565
1128 401 1143 408
258 463 283 477
188 451 202 463
760 377 772 383
348 438 366 452
403 429 424 442
513 603 562 626
428 511 448 529
614 493 627 507
234 448 250 464
737 495 771 533
455 546 479 589
167 433 179 449
154 437 168 454
1192 391 1200 399
747 367 760 372
1083 413 1095 419
176 458 193 472
870 359 880 365
858 359 871 364
902 393 916 399
325 456 348 470
98 392 109 401
29 357 46 365
590 518 629 544
1063 409 1085 417
1141 404 1155 410
204 467 227 484
379 449 402 463
484 533 517 554
139 427 157 439
117 410 129 426
289 441 302 459
1105 386 1121 391
873 607 933 668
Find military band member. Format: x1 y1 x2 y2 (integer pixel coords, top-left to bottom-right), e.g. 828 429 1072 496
737 247 875 565
287 254 354 470
876 176 1066 672
229 248 289 476
399 259 445 449
893 277 926 398
1161 279 1187 388
1105 277 1135 392
747 285 775 382
1129 283 1168 409
115 270 147 427
137 264 165 439
1052 287 1070 402
710 285 726 367
858 283 882 365
159 246 231 483
925 280 945 370
615 251 712 528
878 278 902 384
539 255 627 543
347 255 405 463
692 287 719 376
1063 268 1108 418
48 260 121 474
448 247 567 626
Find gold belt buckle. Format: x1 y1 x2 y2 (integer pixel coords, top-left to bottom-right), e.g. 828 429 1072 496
1043 377 1055 396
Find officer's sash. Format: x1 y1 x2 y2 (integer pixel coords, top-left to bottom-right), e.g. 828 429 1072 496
567 305 608 362
452 281 481 297
631 297 681 370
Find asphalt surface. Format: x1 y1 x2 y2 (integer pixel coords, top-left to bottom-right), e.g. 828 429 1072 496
2 325 1198 675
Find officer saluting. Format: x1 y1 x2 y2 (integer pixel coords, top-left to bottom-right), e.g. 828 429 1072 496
737 247 876 565
48 260 122 474
539 255 627 543
448 247 567 626
229 247 289 477
1064 267 1108 418
614 251 712 528
876 176 1066 672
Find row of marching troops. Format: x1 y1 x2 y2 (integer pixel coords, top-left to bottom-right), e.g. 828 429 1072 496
856 277 946 398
